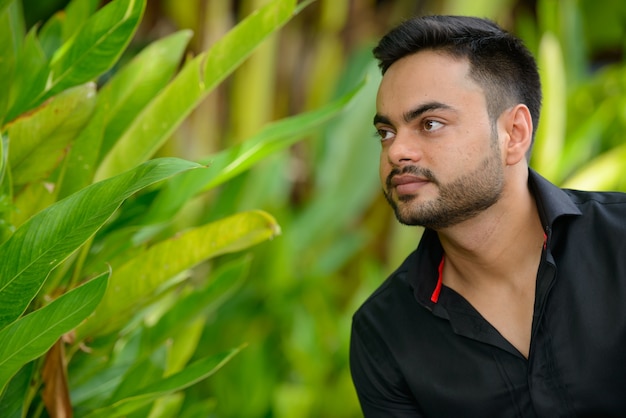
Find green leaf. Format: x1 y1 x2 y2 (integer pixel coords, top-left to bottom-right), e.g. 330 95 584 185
10 182 57 231
0 157 202 330
0 1 24 125
49 0 145 89
55 104 105 200
0 361 34 417
7 83 96 188
107 345 167 410
77 210 280 338
97 29 193 162
202 82 361 191
24 0 145 116
37 0 100 60
57 30 193 199
143 81 363 224
38 12 64 59
62 0 101 42
145 256 251 351
84 348 241 418
0 272 108 393
164 316 205 376
95 0 297 181
5 27 50 127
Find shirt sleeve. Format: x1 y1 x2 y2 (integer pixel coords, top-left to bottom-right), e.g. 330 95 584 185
350 318 424 417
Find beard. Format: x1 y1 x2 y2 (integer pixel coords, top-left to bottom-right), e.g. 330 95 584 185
383 142 504 229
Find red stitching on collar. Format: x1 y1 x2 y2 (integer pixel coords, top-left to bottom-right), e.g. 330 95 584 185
431 256 444 303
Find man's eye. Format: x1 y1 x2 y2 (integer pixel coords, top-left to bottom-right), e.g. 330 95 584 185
376 129 395 141
423 120 444 132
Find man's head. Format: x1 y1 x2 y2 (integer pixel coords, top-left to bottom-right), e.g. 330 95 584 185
374 15 542 148
373 16 539 229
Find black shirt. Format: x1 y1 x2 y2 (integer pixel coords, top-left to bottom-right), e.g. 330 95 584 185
350 169 626 417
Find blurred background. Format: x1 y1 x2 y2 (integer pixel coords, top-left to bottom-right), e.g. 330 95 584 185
20 0 626 416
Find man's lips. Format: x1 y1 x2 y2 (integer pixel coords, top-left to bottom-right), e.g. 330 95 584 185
390 174 431 195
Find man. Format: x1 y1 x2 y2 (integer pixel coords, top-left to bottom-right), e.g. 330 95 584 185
350 15 626 417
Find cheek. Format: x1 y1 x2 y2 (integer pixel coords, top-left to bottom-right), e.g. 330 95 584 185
379 153 389 183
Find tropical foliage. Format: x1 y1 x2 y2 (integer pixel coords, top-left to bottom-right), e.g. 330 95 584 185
0 0 624 417
0 0 358 416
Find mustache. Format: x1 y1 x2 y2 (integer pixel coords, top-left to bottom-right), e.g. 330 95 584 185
386 166 438 189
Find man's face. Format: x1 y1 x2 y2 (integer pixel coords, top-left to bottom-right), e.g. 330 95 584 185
374 50 505 229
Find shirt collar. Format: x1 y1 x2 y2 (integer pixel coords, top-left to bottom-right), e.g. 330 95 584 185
411 168 582 309
527 168 582 229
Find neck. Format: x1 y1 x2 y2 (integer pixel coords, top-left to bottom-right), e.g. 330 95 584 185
437 167 544 288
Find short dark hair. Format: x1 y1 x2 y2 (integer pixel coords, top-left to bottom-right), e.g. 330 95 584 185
374 15 542 151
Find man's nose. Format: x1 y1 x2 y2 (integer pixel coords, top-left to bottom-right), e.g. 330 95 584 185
386 131 422 165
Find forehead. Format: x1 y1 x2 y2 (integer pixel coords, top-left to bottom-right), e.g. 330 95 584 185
376 50 487 117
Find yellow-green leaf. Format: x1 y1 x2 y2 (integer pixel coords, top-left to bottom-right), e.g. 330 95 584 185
77 210 280 339
7 83 96 188
0 157 201 330
95 0 297 181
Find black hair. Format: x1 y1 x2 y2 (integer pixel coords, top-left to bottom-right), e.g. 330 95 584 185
374 15 542 151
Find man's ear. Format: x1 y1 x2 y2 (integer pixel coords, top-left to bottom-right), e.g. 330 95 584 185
502 104 533 165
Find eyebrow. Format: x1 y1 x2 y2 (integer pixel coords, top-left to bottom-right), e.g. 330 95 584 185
373 101 454 126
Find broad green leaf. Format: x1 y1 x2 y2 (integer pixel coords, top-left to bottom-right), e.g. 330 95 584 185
70 361 134 410
69 257 250 411
0 157 202 329
48 0 145 92
11 181 57 230
146 394 184 418
165 317 205 375
77 210 280 338
95 0 297 181
57 30 193 199
7 83 96 188
97 29 193 161
0 0 22 53
144 256 251 353
0 361 34 417
5 27 50 127
0 0 24 125
37 0 100 59
56 104 105 200
160 257 251 376
0 272 108 393
201 82 361 191
143 82 362 224
38 11 64 59
85 348 241 418
532 32 566 182
21 0 145 116
107 345 167 410
62 0 101 42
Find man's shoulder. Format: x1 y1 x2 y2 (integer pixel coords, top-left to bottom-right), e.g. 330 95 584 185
563 188 626 206
562 188 626 224
552 188 626 248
